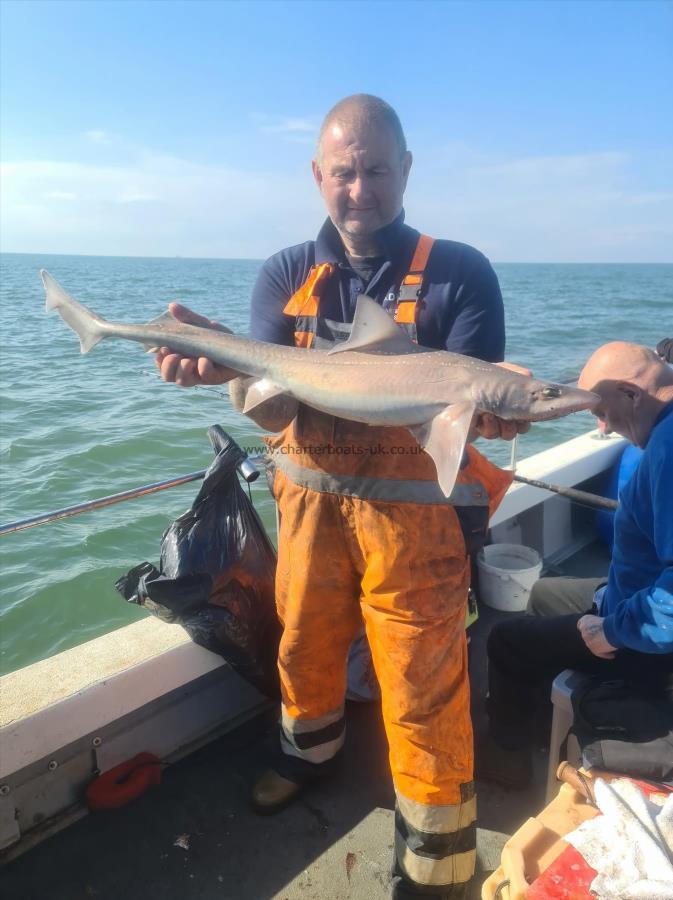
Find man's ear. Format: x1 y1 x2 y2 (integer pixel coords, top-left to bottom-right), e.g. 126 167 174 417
401 151 412 189
617 381 642 407
312 159 324 193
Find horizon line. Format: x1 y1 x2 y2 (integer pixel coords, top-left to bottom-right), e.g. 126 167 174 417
2 251 672 265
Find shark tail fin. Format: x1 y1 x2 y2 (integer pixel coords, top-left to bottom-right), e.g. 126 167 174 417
41 269 108 353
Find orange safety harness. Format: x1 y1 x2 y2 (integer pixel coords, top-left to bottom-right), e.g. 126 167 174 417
392 233 434 335
274 231 513 540
282 234 435 347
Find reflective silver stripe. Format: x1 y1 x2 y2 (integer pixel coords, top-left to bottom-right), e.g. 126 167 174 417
272 451 488 507
294 315 317 334
281 705 344 735
313 335 339 349
280 705 345 765
280 730 344 764
395 835 476 886
395 789 477 834
317 317 351 339
309 317 352 350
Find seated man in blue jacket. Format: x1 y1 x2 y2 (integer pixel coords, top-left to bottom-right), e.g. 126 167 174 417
480 341 673 788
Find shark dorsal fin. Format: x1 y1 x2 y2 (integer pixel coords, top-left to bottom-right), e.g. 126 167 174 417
142 310 233 352
327 294 421 355
146 310 181 328
145 310 234 335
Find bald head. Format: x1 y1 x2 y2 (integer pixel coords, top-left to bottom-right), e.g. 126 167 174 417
579 342 672 393
312 94 412 257
317 94 407 162
578 341 673 446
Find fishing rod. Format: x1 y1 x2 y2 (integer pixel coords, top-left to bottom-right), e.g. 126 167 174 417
0 471 210 537
0 460 617 538
512 474 618 511
506 429 618 511
0 456 261 538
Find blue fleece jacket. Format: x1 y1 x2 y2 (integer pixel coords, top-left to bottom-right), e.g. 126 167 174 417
602 403 673 653
249 212 505 361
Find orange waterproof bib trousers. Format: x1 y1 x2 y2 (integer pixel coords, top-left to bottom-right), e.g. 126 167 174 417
268 237 512 897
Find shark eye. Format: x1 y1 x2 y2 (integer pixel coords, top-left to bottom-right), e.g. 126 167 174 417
542 386 562 398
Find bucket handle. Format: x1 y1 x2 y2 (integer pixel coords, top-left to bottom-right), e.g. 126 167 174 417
494 572 537 591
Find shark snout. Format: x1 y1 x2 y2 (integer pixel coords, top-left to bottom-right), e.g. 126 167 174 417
528 384 600 419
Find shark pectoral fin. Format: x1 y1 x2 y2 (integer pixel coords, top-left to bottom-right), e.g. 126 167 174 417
408 402 476 498
327 294 423 355
242 378 289 414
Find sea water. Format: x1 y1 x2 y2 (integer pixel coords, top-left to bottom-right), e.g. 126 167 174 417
1 253 671 674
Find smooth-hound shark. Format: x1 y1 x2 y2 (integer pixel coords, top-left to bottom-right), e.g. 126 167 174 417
41 270 598 497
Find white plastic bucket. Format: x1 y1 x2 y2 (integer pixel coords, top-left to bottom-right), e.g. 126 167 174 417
476 543 542 612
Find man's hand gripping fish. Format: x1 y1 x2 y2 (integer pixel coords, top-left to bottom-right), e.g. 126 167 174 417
41 270 598 497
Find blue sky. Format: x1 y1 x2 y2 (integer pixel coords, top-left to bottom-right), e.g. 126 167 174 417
1 0 671 261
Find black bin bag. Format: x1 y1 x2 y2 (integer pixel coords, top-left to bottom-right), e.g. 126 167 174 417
116 426 281 699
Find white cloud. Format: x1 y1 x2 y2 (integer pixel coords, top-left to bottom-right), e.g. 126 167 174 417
44 190 77 200
116 190 158 204
406 149 673 262
469 151 630 182
0 153 324 258
260 117 315 134
84 129 112 144
1 142 671 261
252 114 317 144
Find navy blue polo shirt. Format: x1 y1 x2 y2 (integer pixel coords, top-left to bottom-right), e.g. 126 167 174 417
249 211 505 362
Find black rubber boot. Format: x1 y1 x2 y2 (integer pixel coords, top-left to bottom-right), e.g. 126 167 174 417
391 874 471 899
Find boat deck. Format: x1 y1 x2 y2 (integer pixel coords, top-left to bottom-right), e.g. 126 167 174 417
1 541 611 900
